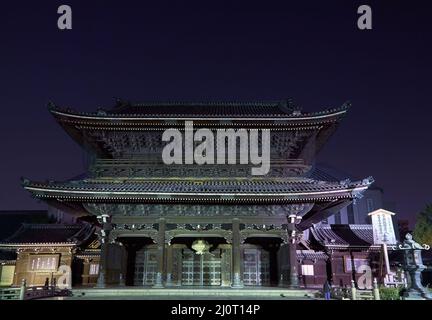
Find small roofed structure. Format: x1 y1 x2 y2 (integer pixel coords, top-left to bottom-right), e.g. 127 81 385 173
310 224 377 250
0 223 98 287
296 250 328 288
308 224 397 287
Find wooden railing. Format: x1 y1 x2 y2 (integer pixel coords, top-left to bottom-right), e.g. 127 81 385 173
350 279 380 300
0 280 71 300
0 287 22 300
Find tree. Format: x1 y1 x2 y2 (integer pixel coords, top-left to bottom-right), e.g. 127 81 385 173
413 204 432 246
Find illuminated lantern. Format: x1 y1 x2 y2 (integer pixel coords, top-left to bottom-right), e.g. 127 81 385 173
191 239 211 255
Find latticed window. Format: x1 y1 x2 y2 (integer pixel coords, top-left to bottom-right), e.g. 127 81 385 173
301 264 314 276
29 255 59 271
134 249 158 286
180 249 221 286
243 248 270 286
89 263 99 275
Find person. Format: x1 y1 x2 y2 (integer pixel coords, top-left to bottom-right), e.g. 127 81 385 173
323 280 332 300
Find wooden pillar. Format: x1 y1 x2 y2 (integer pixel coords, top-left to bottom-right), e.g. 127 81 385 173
231 219 244 288
82 260 90 286
153 218 166 288
327 250 334 284
166 244 173 286
95 214 112 288
117 241 127 286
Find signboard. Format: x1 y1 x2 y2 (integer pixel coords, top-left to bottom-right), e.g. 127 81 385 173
368 209 397 245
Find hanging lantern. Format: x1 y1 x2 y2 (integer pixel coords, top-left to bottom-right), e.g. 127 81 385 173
191 239 210 255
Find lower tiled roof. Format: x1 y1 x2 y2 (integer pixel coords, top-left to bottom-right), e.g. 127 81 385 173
297 250 328 261
310 224 378 248
0 210 50 242
0 223 95 246
0 250 17 262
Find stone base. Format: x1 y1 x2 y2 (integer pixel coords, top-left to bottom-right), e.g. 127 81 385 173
95 273 106 288
231 273 244 288
152 284 165 289
152 272 164 288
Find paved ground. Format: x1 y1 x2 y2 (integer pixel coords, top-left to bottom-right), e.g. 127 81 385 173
49 295 318 300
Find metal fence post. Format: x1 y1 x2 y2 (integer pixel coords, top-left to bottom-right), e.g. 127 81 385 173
19 279 26 300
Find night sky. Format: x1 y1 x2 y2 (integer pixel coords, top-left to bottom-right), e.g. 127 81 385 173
1 1 431 225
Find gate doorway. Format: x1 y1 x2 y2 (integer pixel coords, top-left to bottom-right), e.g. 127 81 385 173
134 244 158 286
243 247 270 286
171 237 231 287
181 249 221 286
243 237 282 286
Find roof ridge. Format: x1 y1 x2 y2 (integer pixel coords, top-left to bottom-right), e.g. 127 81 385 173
47 99 351 118
131 101 281 107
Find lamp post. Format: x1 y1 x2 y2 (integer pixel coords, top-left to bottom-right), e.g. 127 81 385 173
398 233 431 300
286 214 302 288
95 214 112 288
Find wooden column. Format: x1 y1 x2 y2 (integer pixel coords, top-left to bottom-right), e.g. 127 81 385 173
153 218 166 288
95 214 112 288
165 244 173 286
117 241 127 286
231 219 244 288
82 260 90 286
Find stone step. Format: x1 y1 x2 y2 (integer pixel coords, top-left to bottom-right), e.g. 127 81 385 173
72 287 318 299
356 290 374 300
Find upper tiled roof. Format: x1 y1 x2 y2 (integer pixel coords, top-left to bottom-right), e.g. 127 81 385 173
111 101 293 117
0 223 95 247
46 99 351 159
310 224 379 249
48 99 350 120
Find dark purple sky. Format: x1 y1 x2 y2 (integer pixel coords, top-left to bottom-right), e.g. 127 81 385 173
1 1 431 225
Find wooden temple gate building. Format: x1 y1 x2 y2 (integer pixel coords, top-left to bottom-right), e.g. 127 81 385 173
19 99 374 288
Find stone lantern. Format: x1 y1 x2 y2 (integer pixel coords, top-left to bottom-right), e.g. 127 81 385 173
398 233 431 300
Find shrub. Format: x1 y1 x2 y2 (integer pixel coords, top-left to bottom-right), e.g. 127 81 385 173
331 287 350 300
379 287 400 300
